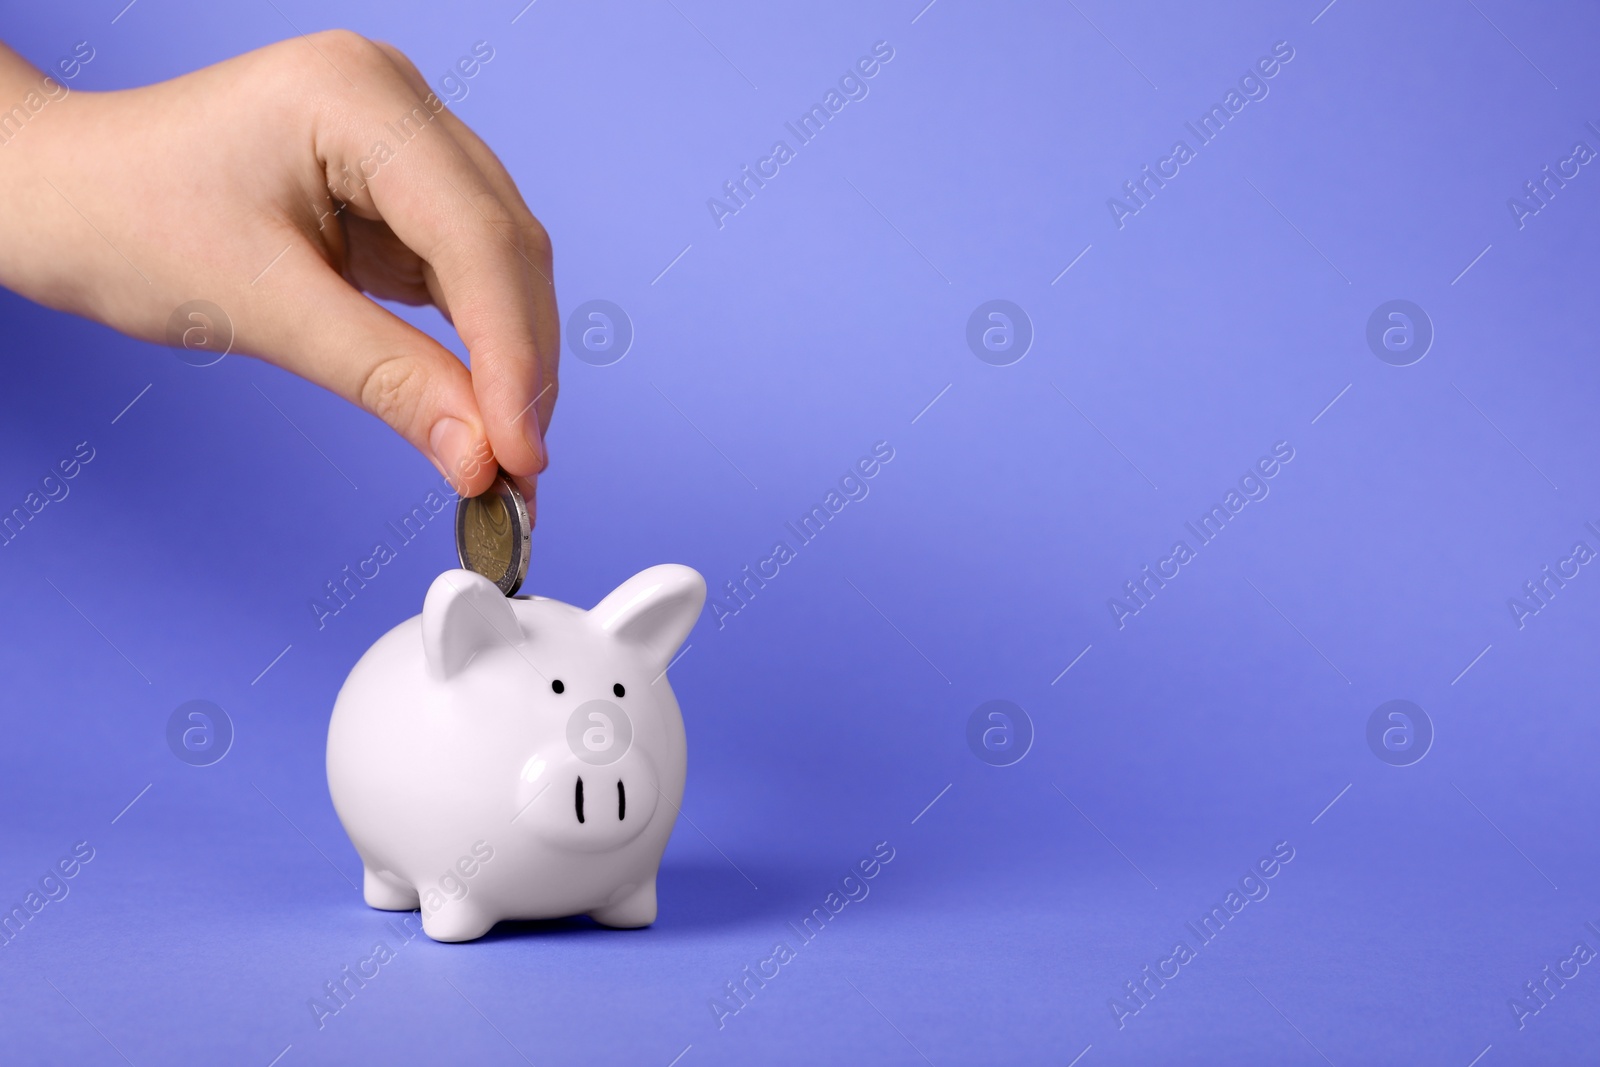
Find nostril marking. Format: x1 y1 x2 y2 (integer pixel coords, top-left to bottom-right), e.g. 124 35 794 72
618 780 626 821
575 776 585 824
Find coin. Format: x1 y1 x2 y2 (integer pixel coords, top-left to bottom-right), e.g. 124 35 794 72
454 471 530 596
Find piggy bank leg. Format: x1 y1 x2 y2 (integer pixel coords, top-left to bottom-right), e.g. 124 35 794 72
363 867 420 911
589 879 657 929
421 900 497 943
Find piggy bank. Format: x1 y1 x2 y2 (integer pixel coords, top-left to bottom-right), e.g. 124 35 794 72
326 564 705 942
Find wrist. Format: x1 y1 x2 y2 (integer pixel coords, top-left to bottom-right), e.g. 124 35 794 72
0 82 110 319
0 41 45 100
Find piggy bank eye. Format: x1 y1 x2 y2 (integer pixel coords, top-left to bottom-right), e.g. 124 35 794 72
613 683 626 698
551 679 565 694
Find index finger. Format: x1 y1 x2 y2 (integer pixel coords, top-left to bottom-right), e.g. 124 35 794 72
370 42 559 448
320 76 549 485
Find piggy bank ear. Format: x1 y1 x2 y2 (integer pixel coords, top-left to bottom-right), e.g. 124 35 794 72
590 564 706 664
422 570 522 681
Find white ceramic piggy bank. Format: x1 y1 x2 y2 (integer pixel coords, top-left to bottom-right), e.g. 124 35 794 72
327 564 705 942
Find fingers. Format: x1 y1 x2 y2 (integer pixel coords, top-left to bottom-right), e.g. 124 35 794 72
370 42 559 441
311 46 550 492
263 255 500 497
436 130 558 442
378 161 546 485
337 213 434 307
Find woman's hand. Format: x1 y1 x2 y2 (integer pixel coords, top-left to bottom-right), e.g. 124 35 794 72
0 31 557 508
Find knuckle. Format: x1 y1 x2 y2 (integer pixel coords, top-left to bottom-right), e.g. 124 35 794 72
371 39 415 72
310 29 389 72
359 356 423 430
470 191 520 237
463 195 544 267
521 216 553 263
370 40 433 95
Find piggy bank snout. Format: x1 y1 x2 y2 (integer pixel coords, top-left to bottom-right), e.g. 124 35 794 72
537 757 661 853
517 700 662 853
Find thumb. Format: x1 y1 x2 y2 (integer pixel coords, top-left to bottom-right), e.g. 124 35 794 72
253 260 499 496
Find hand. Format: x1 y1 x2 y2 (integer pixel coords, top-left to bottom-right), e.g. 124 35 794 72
0 31 557 509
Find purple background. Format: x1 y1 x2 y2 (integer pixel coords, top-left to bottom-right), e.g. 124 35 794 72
2 0 1598 1063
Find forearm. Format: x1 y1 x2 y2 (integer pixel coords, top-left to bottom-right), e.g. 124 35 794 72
0 41 94 310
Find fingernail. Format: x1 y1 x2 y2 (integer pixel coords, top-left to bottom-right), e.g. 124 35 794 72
509 473 538 516
521 407 548 473
520 476 538 531
429 416 476 493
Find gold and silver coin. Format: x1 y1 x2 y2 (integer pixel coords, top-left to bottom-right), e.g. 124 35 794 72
454 471 530 596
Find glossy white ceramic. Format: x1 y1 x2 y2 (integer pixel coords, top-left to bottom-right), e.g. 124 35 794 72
327 565 705 942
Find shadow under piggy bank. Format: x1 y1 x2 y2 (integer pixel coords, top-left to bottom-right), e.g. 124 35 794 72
473 858 788 943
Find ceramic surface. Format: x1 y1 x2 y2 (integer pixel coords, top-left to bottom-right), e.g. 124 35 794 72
327 565 705 942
